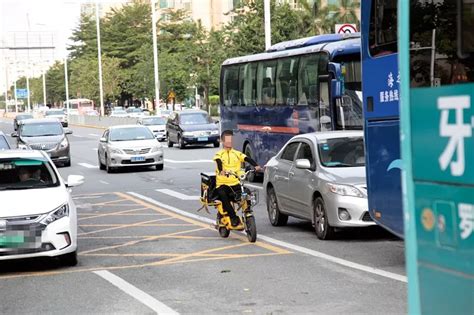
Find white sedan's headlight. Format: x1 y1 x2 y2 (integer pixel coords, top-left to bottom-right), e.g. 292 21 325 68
59 138 68 149
327 183 365 198
40 204 69 225
183 132 194 137
150 145 162 153
110 147 124 154
18 143 30 150
211 130 219 135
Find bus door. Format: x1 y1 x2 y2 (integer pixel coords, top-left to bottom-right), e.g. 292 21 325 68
400 0 474 313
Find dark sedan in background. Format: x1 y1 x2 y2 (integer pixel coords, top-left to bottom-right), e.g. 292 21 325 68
13 113 34 130
166 110 219 149
11 118 72 167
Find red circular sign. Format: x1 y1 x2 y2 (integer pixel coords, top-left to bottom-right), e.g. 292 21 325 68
337 24 357 34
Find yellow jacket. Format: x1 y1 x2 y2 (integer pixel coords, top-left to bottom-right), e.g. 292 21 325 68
213 148 247 187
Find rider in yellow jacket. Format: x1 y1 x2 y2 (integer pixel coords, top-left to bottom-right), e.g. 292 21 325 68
213 130 261 227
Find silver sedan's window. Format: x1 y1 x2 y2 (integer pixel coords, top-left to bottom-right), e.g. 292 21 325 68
280 142 300 161
318 137 365 167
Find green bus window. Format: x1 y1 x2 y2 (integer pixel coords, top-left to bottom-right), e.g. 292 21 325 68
257 60 277 106
276 57 299 106
223 66 240 106
298 54 319 106
410 0 474 88
369 0 398 57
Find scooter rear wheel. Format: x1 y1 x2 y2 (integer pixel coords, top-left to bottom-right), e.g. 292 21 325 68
244 216 257 243
218 227 230 238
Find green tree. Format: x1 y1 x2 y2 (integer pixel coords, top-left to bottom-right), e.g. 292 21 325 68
45 61 66 105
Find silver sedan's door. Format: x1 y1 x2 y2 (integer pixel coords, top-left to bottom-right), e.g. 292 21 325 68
286 141 317 220
272 142 300 214
98 130 109 164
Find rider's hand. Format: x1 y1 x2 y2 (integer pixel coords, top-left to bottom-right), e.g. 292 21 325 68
220 170 226 176
254 165 262 172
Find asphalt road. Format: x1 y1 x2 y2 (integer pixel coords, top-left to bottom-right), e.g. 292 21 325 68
0 118 407 314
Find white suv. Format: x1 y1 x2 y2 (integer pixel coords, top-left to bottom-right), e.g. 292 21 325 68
0 150 83 265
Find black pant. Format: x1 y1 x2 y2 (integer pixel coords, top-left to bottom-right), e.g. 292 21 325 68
216 184 240 218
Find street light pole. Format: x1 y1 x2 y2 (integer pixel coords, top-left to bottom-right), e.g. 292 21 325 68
95 1 105 116
264 0 271 50
42 69 47 106
64 58 70 116
151 0 160 109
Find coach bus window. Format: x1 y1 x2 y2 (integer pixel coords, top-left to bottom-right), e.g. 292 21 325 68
298 54 319 106
223 66 240 106
240 63 257 106
276 57 299 106
410 0 474 88
369 0 398 57
257 60 277 106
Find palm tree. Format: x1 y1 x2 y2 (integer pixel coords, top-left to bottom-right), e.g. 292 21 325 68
331 0 359 25
296 0 359 34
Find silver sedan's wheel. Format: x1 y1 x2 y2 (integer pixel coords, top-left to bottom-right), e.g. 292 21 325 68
267 187 288 226
314 197 335 240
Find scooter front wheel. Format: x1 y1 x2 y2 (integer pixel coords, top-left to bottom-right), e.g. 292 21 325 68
244 216 257 243
218 226 230 238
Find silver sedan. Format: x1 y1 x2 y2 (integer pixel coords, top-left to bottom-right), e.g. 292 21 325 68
263 131 374 240
98 125 164 173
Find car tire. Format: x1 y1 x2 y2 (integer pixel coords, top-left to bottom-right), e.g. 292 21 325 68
59 250 77 266
64 157 71 167
167 136 174 148
313 197 335 240
99 154 105 170
267 187 288 226
178 135 186 149
155 164 164 171
105 154 114 174
213 141 220 148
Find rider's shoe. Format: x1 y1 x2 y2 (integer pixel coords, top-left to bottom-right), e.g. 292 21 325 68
231 216 242 227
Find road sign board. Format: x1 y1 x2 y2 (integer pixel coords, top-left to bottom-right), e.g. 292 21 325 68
16 89 28 99
168 91 176 99
335 24 358 34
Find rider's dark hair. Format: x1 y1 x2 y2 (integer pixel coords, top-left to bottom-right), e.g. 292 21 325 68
221 130 233 139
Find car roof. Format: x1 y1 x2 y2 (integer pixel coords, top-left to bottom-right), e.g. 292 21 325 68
176 110 207 115
21 118 63 125
108 125 148 130
0 149 47 159
292 130 363 142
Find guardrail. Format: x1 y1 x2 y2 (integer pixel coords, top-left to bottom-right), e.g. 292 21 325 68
68 115 138 129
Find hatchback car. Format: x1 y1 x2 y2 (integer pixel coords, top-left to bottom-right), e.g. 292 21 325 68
13 113 34 130
0 131 12 150
44 109 68 127
0 150 83 265
98 125 164 173
166 110 219 149
264 131 374 240
11 118 72 167
138 116 167 141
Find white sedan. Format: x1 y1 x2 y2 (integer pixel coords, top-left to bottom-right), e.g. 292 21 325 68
137 116 167 141
0 150 83 265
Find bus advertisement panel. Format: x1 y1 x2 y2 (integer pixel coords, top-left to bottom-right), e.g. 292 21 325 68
220 34 363 180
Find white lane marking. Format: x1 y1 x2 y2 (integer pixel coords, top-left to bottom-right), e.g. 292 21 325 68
92 148 98 151
128 192 407 283
156 189 199 200
99 180 109 185
245 183 263 190
73 135 85 138
89 133 100 137
164 159 213 164
94 270 179 315
78 162 98 169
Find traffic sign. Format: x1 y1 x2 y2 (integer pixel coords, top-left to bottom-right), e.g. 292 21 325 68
168 91 176 99
16 89 28 99
335 24 358 34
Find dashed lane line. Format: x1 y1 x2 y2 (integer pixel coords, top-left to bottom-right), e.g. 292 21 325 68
156 189 200 200
127 191 408 283
78 162 98 169
94 270 179 315
164 159 213 164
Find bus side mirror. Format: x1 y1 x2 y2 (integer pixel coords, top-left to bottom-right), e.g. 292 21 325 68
331 79 342 99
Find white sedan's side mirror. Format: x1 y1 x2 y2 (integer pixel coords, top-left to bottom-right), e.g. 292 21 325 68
66 175 84 188
295 159 312 170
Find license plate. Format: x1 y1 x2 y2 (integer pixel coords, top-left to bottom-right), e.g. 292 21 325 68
131 156 145 162
198 137 208 142
0 234 25 247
